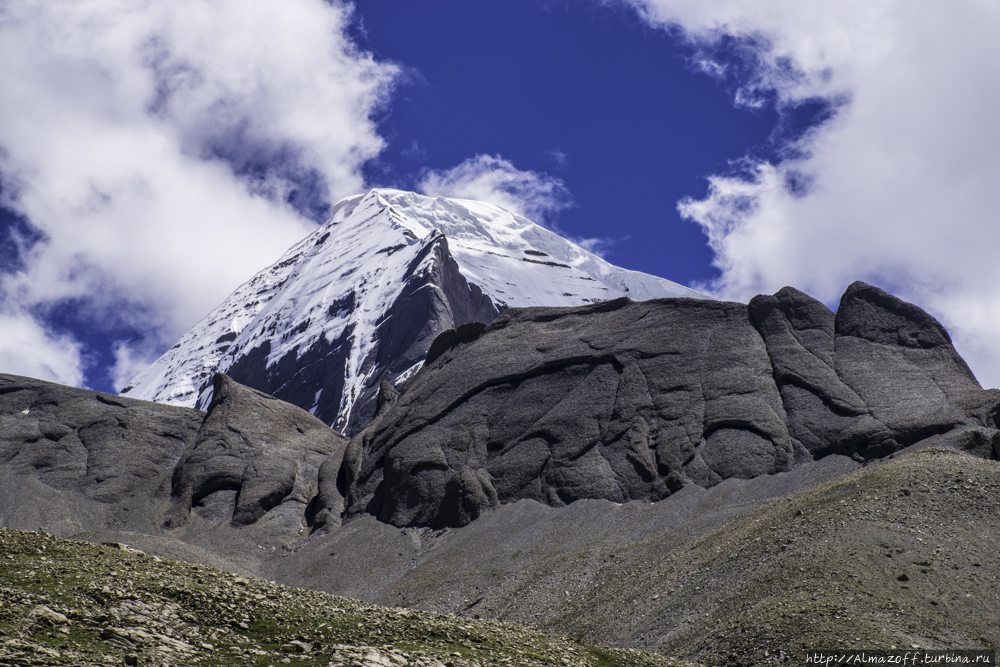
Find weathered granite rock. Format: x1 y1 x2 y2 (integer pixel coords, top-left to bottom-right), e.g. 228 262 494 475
0 371 353 540
4 281 999 537
343 297 796 528
748 286 890 458
165 374 348 529
0 374 202 504
343 282 1000 528
833 281 987 454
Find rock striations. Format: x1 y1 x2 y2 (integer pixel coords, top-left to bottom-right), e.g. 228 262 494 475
342 282 1000 528
3 280 1000 665
751 283 994 460
164 374 348 532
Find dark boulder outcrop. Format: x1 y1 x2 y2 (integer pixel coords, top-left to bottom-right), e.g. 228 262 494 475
748 282 997 461
343 282 1000 529
4 281 998 538
0 372 351 542
748 285 890 458
165 374 348 530
343 297 797 528
833 281 986 450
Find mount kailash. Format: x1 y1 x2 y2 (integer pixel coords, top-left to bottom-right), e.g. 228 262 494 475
122 188 705 435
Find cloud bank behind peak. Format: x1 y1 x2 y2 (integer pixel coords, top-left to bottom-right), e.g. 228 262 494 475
0 0 398 388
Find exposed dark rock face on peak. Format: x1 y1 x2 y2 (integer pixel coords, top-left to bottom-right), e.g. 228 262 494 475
223 234 499 436
333 234 500 433
123 190 701 439
343 282 1000 528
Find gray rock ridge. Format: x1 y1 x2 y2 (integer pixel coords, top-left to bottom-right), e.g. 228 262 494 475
749 283 999 462
0 373 202 505
343 296 794 528
0 372 348 541
748 285 888 459
225 233 500 436
833 281 987 452
165 374 348 532
343 282 1000 529
3 280 998 539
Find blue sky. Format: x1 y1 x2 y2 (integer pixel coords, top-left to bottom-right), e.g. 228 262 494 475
351 0 778 286
2 0 1000 393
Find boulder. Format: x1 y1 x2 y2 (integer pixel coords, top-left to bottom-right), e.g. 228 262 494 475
3 282 998 537
748 287 889 458
163 374 348 530
832 281 985 455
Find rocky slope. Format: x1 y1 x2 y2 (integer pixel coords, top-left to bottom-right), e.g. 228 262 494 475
5 282 1000 541
121 189 705 435
0 528 685 667
0 371 347 553
280 447 1000 666
3 444 998 666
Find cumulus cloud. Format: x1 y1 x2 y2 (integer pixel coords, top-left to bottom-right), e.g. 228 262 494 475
418 155 573 225
0 305 84 387
622 0 1000 388
0 0 397 386
110 341 161 394
417 155 618 256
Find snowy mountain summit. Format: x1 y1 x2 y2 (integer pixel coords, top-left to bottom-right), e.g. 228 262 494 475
122 189 708 435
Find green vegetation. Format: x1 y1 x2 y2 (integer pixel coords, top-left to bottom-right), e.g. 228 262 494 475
0 528 695 667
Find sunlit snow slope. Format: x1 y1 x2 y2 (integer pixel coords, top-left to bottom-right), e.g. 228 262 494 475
122 189 708 434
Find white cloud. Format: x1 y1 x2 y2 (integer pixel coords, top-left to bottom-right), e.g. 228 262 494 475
417 155 618 257
418 155 572 225
0 305 84 387
623 0 1000 388
0 0 397 384
574 236 613 258
110 340 161 394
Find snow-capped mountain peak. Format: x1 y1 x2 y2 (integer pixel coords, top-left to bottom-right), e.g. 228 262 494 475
122 189 709 434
